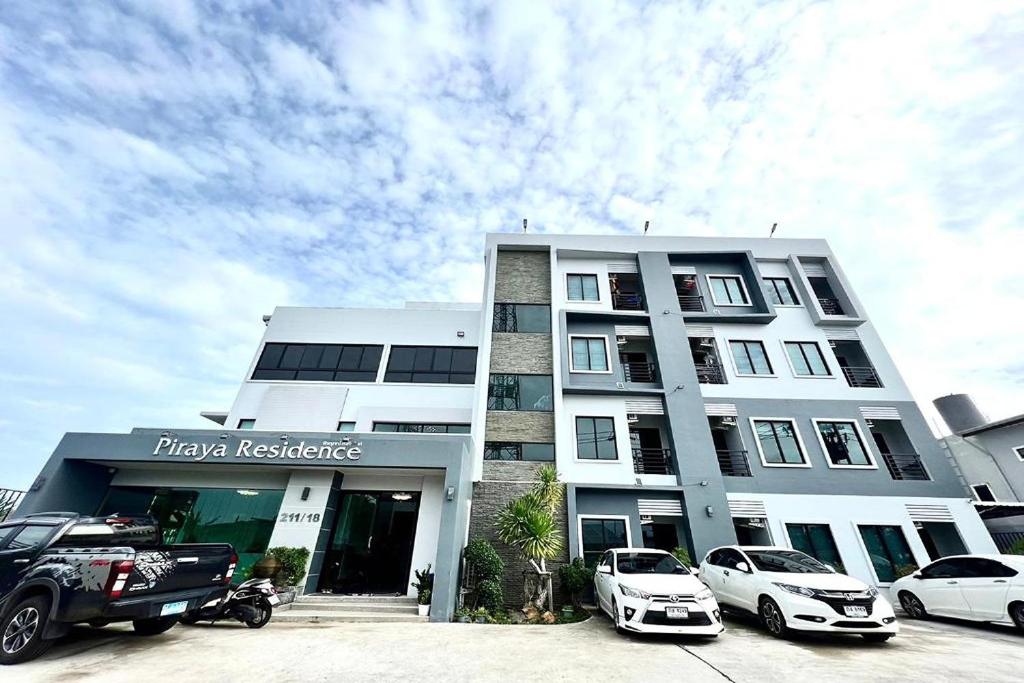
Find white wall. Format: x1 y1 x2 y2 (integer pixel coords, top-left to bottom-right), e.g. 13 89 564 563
556 257 615 314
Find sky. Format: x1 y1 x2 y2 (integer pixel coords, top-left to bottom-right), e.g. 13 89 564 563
0 0 1022 489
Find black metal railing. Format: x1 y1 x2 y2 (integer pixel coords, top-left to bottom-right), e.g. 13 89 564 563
611 292 645 311
0 488 24 522
882 453 930 481
677 295 705 312
632 448 674 475
842 366 882 388
621 361 657 383
716 450 752 477
694 363 727 384
817 297 844 315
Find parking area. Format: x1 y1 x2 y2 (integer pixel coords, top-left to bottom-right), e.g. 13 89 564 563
9 612 1023 682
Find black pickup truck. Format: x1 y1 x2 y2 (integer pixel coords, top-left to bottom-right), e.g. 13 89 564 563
0 512 236 664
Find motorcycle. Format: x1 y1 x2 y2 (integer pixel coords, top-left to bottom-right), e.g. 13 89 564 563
179 578 279 629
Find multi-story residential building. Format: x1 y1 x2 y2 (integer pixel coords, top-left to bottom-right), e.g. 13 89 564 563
16 232 1000 621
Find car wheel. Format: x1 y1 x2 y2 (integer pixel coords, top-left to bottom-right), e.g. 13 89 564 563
899 592 928 619
611 597 625 634
1009 602 1024 630
760 598 789 639
245 603 272 629
0 595 53 665
132 616 179 636
862 634 893 643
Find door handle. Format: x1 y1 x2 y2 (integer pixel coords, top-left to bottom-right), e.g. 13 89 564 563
993 580 1007 584
946 581 958 584
177 557 199 564
723 570 730 576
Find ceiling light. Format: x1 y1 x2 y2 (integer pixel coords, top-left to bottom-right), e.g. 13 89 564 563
391 492 412 501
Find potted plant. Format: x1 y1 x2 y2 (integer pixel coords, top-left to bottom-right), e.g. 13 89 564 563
417 589 431 617
473 607 489 624
454 608 471 623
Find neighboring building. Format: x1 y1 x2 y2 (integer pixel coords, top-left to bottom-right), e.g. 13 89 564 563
934 393 1024 551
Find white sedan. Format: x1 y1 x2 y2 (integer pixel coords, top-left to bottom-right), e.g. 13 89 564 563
699 545 899 641
593 548 724 636
891 554 1024 628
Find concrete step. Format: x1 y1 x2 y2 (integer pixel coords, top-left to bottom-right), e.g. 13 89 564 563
294 594 417 605
274 610 428 624
284 601 418 614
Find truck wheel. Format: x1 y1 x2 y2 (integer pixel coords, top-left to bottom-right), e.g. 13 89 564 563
1 595 53 665
245 603 272 629
132 616 179 636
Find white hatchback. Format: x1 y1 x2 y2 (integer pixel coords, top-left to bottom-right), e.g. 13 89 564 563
593 548 724 636
891 554 1024 629
699 546 899 641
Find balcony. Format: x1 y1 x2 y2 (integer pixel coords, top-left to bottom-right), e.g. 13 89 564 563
621 359 657 383
632 448 674 475
677 294 705 312
695 363 726 385
817 297 844 316
611 291 644 311
842 366 882 388
882 453 930 481
716 450 752 477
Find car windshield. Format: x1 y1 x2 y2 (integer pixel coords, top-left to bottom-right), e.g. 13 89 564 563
745 550 832 574
616 552 686 575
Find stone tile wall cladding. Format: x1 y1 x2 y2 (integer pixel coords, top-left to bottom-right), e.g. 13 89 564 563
490 333 553 373
493 249 551 303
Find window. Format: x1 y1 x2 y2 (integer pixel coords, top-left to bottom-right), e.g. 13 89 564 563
971 484 996 502
493 304 551 333
569 336 610 373
784 342 831 377
730 340 773 376
5 525 53 550
787 524 844 571
237 419 256 430
374 423 470 434
567 274 600 301
483 442 555 461
745 549 832 574
764 277 799 306
752 419 808 466
337 422 356 432
813 420 874 467
707 275 750 306
858 525 916 583
253 343 383 382
383 346 477 384
580 517 629 567
1014 446 1024 461
575 417 617 460
487 374 553 411
708 548 748 569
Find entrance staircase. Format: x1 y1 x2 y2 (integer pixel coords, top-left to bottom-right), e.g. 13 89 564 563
275 594 427 623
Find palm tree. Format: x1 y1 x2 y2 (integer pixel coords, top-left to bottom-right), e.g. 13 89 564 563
495 465 564 611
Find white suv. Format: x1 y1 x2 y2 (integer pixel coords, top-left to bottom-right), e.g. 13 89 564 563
593 548 724 636
699 546 898 641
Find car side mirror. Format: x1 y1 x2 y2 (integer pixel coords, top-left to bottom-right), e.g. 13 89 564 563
735 561 751 573
912 573 922 580
690 567 700 576
596 565 611 575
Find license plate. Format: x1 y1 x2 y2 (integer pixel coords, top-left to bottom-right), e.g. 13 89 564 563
267 594 280 606
844 605 868 618
666 606 690 619
160 600 188 616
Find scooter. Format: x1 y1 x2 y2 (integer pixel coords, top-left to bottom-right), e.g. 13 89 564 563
179 578 279 629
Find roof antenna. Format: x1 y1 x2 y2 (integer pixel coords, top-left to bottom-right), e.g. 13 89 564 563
769 222 778 238
523 218 528 233
643 220 650 235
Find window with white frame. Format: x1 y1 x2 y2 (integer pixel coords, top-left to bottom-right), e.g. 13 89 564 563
764 277 799 306
784 341 831 377
971 484 996 502
567 274 600 301
570 336 610 372
752 418 808 466
813 419 875 467
579 517 629 567
707 275 750 306
729 340 773 376
1014 445 1024 461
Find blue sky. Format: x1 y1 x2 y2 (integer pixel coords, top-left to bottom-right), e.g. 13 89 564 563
1 1 1022 489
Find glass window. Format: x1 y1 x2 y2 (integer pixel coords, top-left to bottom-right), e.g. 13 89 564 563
971 484 996 502
816 420 872 466
567 274 600 301
753 419 807 465
764 277 799 305
373 423 470 434
616 552 686 575
486 374 553 411
237 419 256 430
708 275 749 305
858 525 916 582
581 518 627 567
337 422 356 432
492 304 551 333
570 337 609 372
253 343 383 382
787 524 844 571
383 346 477 384
5 525 53 550
730 341 773 375
483 442 555 461
1014 446 1024 461
785 342 830 376
575 417 617 460
746 549 832 574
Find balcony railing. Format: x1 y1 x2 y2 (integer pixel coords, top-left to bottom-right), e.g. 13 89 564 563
621 360 657 383
677 295 705 312
611 292 645 311
716 450 752 477
694 363 727 384
0 488 24 523
632 448 674 475
842 366 882 388
882 453 930 481
817 297 845 316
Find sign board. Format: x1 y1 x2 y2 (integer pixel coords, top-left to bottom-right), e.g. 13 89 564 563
152 436 362 463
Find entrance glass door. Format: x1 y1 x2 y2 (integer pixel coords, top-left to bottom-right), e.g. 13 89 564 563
318 491 420 595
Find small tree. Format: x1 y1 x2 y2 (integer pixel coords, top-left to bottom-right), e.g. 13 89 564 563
558 557 594 608
464 539 504 610
670 547 692 568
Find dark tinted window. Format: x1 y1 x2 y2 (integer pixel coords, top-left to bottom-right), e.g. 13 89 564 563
746 550 832 574
718 549 747 569
581 518 627 567
787 524 844 571
920 559 963 578
858 525 916 582
373 423 470 434
493 304 551 333
253 343 383 382
483 442 555 462
576 417 617 460
384 346 477 384
5 525 53 550
616 552 685 575
487 374 553 411
961 558 1018 578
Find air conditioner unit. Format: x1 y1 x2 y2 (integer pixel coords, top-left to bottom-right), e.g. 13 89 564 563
615 381 625 389
721 416 737 427
699 338 714 348
616 335 628 346
627 413 640 424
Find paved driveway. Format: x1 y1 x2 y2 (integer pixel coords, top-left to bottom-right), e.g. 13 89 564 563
9 611 1023 682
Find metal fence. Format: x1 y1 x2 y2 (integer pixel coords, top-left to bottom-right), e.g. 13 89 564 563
992 531 1024 554
0 488 25 522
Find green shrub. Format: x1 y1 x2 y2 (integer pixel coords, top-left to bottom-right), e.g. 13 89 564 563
464 538 504 581
558 557 594 607
266 546 310 587
1008 539 1024 556
412 564 434 594
476 579 504 613
670 547 692 568
417 588 431 605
